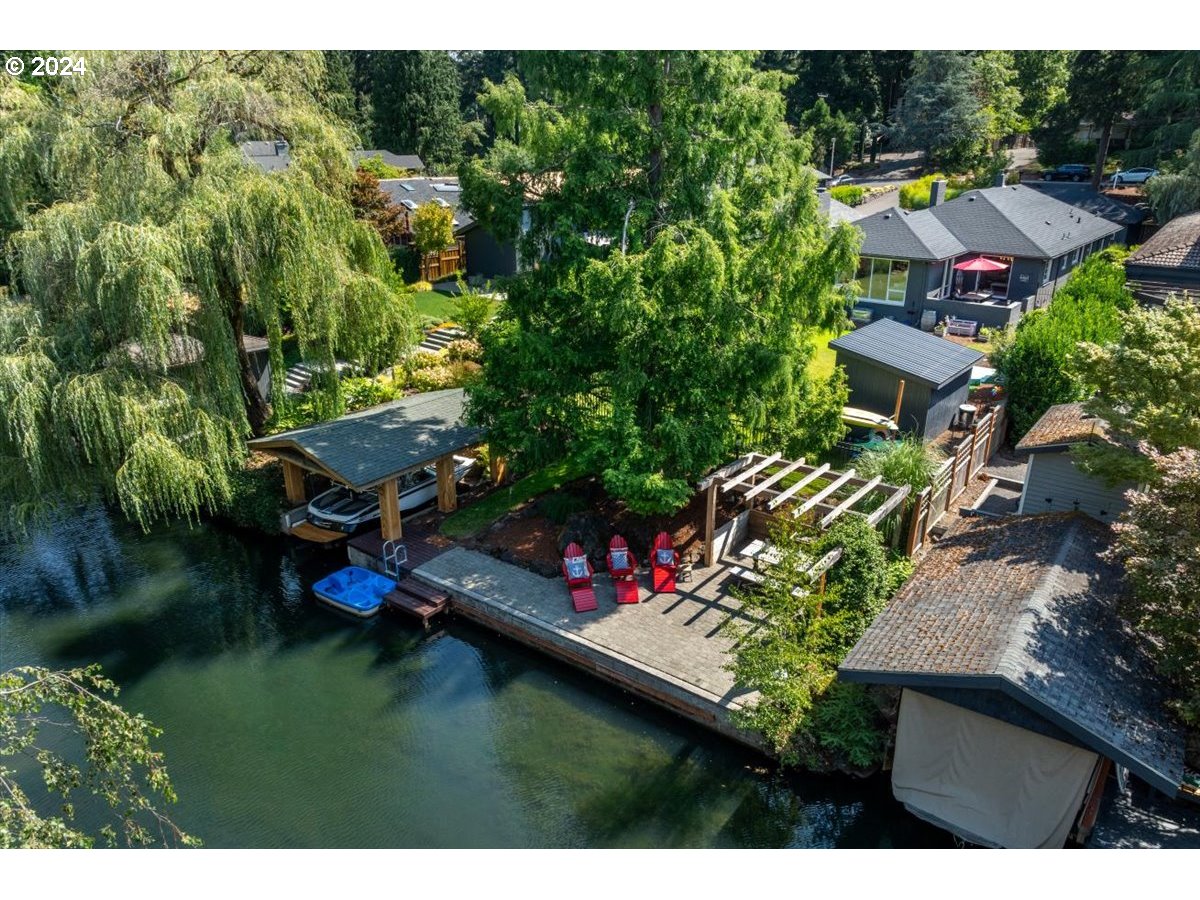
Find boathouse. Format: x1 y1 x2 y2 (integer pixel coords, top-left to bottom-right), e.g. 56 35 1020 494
248 388 490 542
839 513 1186 849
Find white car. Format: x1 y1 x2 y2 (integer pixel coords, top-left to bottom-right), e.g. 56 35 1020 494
828 173 855 187
1112 167 1158 186
306 455 475 533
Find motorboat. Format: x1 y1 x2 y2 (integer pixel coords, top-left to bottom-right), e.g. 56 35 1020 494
306 455 474 533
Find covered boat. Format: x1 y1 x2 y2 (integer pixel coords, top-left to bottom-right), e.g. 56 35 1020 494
312 566 396 618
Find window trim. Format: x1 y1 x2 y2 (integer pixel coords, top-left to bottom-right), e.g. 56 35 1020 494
854 256 911 306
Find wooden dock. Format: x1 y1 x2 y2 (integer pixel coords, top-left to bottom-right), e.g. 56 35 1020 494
383 579 450 629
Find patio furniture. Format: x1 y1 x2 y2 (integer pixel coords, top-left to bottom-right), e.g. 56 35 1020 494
957 291 993 303
649 532 680 593
606 535 640 605
562 541 598 612
945 316 980 337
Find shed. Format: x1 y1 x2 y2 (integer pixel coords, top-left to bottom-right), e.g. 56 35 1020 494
1015 402 1135 523
840 514 1186 848
247 388 486 540
1124 210 1200 304
829 318 983 438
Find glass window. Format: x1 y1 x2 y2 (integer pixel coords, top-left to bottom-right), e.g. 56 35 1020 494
855 257 907 305
854 257 872 300
887 259 909 301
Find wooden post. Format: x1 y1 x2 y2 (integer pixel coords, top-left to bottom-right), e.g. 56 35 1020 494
489 451 508 485
282 460 307 505
379 477 402 541
892 378 906 423
703 481 718 567
436 454 458 513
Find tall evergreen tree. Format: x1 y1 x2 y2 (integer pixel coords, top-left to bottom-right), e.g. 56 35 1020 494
461 51 857 514
369 51 462 167
889 51 989 171
1067 51 1145 188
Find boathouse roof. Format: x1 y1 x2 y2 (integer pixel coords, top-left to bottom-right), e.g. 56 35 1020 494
248 388 484 490
839 513 1186 796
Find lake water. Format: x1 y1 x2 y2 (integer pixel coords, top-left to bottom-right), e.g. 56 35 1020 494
0 507 947 848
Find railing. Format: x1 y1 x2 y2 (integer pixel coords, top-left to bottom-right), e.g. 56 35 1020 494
927 286 951 301
905 404 1008 556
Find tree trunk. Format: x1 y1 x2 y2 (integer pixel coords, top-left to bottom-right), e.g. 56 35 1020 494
1092 118 1113 191
229 300 273 437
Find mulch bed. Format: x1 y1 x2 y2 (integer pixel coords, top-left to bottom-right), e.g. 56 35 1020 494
464 474 740 578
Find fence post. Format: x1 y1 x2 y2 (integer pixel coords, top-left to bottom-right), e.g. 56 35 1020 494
906 487 932 557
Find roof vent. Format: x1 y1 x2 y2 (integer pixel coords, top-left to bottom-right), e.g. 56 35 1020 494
883 213 892 219
400 199 417 210
967 196 976 201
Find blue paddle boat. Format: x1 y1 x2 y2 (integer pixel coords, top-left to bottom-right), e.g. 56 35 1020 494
312 566 395 618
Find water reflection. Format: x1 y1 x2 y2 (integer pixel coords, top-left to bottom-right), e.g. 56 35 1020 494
0 506 945 848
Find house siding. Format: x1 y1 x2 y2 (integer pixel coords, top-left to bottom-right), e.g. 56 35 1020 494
925 371 973 439
462 227 518 280
839 356 949 437
1018 451 1134 523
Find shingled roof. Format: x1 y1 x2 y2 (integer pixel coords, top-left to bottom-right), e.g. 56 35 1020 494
1127 211 1200 271
247 388 484 490
829 318 984 388
855 207 967 261
1015 402 1110 453
379 177 474 233
351 149 426 173
929 184 1123 259
839 514 1185 795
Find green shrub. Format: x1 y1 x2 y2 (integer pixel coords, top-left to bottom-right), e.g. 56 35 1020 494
341 377 398 412
855 435 943 504
405 360 482 392
808 681 888 769
357 155 408 179
444 338 483 363
452 277 495 339
829 185 865 206
899 173 964 210
221 458 288 534
390 245 420 283
536 491 588 524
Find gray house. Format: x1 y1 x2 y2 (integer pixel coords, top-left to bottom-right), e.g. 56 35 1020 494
1015 403 1136 523
829 318 983 438
350 149 425 173
852 184 1124 330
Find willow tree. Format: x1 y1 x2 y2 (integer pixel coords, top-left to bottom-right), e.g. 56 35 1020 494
461 52 857 514
0 52 416 534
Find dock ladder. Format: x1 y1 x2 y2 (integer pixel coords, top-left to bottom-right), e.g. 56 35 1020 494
382 540 408 580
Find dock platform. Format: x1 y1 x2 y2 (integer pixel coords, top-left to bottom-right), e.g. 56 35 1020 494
383 580 450 629
411 547 763 750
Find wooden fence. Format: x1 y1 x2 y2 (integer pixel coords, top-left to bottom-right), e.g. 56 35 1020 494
419 239 466 283
905 404 1008 556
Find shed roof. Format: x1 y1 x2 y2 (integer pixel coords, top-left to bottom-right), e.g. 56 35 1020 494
247 388 484 490
1015 402 1110 454
855 207 967 261
929 184 1123 259
351 149 426 173
829 318 984 388
1126 211 1200 271
839 514 1186 795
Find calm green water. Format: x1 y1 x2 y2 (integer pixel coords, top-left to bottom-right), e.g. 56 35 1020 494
0 507 946 848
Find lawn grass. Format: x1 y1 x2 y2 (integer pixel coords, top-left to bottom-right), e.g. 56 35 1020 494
440 456 590 539
807 327 845 382
410 290 459 329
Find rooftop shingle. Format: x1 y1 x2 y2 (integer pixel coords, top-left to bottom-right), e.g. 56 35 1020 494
839 514 1185 795
855 207 967 261
1015 402 1110 453
1126 211 1200 271
829 318 983 388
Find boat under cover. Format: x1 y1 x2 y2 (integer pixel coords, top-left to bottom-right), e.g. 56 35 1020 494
312 566 395 618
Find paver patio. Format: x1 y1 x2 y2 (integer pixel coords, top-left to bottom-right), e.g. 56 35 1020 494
413 547 764 747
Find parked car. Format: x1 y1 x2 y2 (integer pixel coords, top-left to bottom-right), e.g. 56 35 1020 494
306 455 475 533
1111 167 1158 185
1041 164 1092 182
828 173 855 186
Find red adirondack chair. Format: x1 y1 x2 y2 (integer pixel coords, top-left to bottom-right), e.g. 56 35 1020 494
649 531 680 593
607 535 640 604
562 542 598 612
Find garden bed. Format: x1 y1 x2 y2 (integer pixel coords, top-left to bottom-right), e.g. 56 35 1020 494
462 474 742 578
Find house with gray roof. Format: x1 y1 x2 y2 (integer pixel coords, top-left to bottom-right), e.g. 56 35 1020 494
839 513 1186 848
829 317 983 437
851 183 1124 331
351 149 425 173
1124 210 1200 305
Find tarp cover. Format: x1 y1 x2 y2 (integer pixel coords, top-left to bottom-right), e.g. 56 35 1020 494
892 689 1099 848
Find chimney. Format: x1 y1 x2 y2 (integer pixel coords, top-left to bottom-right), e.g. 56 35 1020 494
994 171 1006 188
930 179 947 207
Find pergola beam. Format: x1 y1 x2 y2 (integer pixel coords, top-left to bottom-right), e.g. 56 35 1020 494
866 484 912 526
819 476 883 528
767 464 830 511
742 457 807 501
720 452 782 493
792 469 857 518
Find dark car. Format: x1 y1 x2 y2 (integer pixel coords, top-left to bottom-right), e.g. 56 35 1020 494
1042 163 1093 182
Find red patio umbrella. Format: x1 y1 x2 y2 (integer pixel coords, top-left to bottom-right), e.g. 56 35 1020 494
953 256 1009 293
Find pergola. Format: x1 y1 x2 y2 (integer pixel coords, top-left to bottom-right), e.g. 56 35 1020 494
248 388 496 541
696 451 911 566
